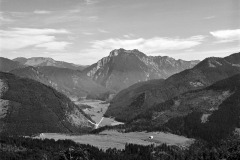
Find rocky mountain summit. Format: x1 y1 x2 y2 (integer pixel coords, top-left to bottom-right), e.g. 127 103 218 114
83 48 199 92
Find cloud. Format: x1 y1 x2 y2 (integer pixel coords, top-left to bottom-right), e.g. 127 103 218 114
0 12 15 23
7 28 70 35
34 10 52 14
69 9 81 13
210 29 240 43
36 41 71 50
0 15 14 23
82 31 94 35
123 34 135 38
174 47 240 61
88 35 205 54
8 11 29 18
78 35 206 62
84 0 98 5
0 28 71 51
123 35 131 38
87 16 98 22
204 16 215 19
43 15 81 25
98 29 109 33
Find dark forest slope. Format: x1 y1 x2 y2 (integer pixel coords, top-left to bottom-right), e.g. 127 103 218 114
0 72 94 136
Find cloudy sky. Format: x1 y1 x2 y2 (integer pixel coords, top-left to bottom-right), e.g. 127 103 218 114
0 0 239 65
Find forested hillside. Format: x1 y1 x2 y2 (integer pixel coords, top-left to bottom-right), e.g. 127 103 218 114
1 134 239 160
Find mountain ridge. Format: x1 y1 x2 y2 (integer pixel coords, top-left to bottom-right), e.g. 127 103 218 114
13 57 87 71
0 57 25 72
127 74 240 142
10 66 112 100
105 52 240 122
83 48 199 92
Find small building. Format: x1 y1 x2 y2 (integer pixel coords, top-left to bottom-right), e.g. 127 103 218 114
39 133 45 139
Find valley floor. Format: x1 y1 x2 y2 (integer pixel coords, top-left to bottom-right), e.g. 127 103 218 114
35 130 193 150
55 100 194 150
75 99 124 127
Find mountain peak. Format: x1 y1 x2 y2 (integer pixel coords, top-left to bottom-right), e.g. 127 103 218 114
84 49 199 92
109 49 122 57
109 48 146 57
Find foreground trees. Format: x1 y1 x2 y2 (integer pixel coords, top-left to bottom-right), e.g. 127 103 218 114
0 134 240 160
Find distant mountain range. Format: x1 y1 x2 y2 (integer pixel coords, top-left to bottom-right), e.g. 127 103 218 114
13 57 87 71
0 49 200 100
105 52 240 122
0 72 94 136
0 57 25 72
10 66 112 100
0 57 112 100
83 48 199 92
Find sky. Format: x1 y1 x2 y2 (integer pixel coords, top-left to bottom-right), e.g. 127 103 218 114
0 0 239 65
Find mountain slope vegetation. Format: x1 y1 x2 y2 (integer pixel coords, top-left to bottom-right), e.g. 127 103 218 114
106 52 240 121
121 74 240 143
0 72 94 136
0 57 25 72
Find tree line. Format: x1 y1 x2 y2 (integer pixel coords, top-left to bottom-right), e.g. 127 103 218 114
0 134 240 160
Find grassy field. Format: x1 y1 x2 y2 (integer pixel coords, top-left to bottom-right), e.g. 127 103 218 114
36 130 193 150
62 100 194 150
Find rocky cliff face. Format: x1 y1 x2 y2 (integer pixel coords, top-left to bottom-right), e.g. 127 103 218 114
83 48 199 92
0 72 94 136
106 52 240 122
